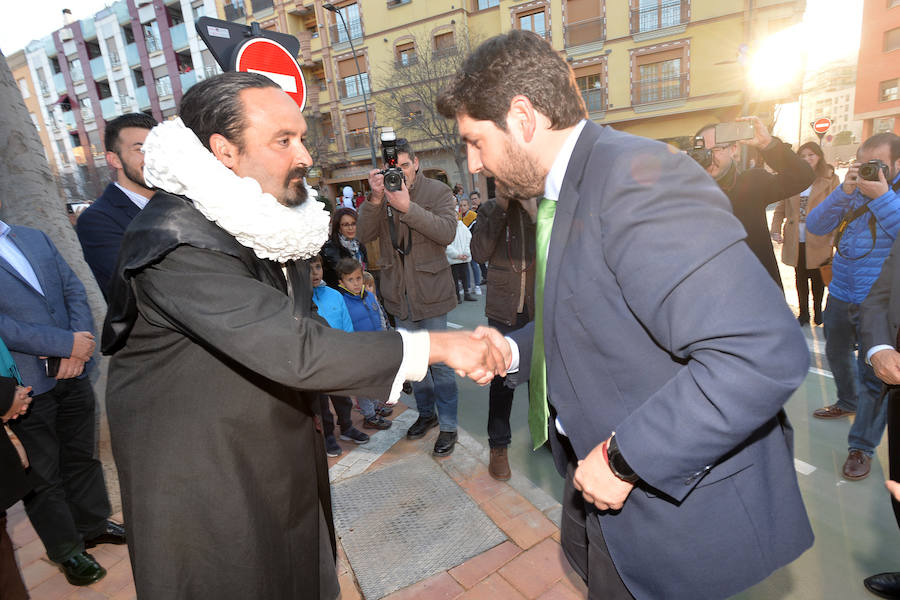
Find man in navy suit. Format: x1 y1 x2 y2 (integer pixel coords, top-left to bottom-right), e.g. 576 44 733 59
0 199 124 586
438 31 812 599
76 113 157 299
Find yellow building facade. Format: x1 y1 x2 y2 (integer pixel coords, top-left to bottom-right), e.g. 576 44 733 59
8 50 58 175
216 0 805 197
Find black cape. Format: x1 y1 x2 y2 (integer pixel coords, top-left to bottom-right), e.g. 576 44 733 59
103 192 403 599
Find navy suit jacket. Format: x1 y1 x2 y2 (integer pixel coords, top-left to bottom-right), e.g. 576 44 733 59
509 122 812 599
0 226 95 395
77 182 142 299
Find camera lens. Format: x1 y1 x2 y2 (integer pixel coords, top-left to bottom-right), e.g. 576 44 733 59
384 170 403 192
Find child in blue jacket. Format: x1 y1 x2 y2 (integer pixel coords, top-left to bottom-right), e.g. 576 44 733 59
335 257 392 430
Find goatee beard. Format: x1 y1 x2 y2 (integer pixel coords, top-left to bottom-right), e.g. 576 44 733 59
283 167 309 207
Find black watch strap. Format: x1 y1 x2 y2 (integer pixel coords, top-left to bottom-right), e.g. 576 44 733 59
608 435 639 484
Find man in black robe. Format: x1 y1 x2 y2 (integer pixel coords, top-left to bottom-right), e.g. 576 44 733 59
101 72 504 600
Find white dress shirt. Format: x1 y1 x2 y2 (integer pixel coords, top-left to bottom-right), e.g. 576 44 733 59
0 220 44 295
115 182 152 210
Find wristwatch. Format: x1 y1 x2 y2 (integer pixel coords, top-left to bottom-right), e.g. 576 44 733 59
607 434 640 484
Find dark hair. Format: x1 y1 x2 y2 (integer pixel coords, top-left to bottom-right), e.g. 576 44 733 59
436 30 586 131
330 207 358 241
860 132 900 164
396 137 416 161
694 123 718 140
104 112 157 153
797 141 831 178
308 253 323 266
469 190 480 198
335 257 363 278
179 72 279 151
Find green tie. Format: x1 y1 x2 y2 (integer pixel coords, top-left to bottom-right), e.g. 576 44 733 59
529 197 556 449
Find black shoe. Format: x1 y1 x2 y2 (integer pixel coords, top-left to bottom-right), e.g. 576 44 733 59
339 427 370 444
84 521 126 548
59 551 107 586
797 314 810 325
363 415 392 430
325 434 342 457
864 572 900 599
406 414 439 439
402 382 413 395
814 311 823 325
377 404 394 417
464 293 477 301
433 431 458 457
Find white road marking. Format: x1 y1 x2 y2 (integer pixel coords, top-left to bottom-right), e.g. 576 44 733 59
794 459 816 476
809 367 834 379
447 322 463 329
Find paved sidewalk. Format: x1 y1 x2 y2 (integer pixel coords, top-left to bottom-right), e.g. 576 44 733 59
11 401 587 599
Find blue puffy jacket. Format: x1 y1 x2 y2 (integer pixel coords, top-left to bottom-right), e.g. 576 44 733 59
311 283 353 333
806 173 900 303
338 286 384 332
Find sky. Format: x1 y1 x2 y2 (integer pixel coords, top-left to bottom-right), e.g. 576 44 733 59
1 0 111 56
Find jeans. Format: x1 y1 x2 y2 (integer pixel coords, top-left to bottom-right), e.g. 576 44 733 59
470 261 482 288
823 295 887 454
397 312 458 431
9 378 111 562
487 313 531 448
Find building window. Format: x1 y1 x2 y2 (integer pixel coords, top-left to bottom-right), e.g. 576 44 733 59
565 0 605 48
434 31 456 58
105 37 121 67
344 109 374 150
881 78 899 102
337 57 369 99
518 9 549 39
144 22 162 53
632 0 686 34
36 67 49 96
30 113 40 131
50 56 61 74
17 78 30 99
224 0 246 21
69 58 84 82
632 44 688 105
576 73 606 113
477 0 499 8
886 27 900 52
250 0 273 12
402 100 425 124
156 75 173 98
133 67 145 88
396 42 417 67
330 3 362 43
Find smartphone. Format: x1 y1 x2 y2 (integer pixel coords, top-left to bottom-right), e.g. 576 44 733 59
715 122 755 145
44 357 61 377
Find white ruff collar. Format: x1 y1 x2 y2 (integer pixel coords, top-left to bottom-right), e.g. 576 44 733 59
141 117 330 262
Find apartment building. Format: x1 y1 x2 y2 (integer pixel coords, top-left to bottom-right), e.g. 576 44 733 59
854 0 900 138
8 50 54 169
216 0 805 197
22 0 221 196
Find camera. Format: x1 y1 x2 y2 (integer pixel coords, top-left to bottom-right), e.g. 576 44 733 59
688 135 713 169
859 159 890 182
379 127 405 192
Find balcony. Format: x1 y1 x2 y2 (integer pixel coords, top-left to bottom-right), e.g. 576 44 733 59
136 86 150 109
580 87 607 114
630 0 688 40
40 83 51 97
126 43 139 66
180 70 197 92
632 72 688 108
345 131 370 151
100 96 118 119
395 55 418 68
81 106 95 122
224 2 246 21
155 77 173 99
337 76 370 102
329 19 363 46
109 53 122 69
70 67 85 84
90 56 106 79
433 45 458 60
53 72 66 93
145 35 163 54
170 23 188 50
565 16 605 51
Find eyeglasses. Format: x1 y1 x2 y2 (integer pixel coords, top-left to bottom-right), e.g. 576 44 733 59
340 221 357 228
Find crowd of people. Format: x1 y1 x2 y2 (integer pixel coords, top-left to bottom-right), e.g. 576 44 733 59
3 27 900 600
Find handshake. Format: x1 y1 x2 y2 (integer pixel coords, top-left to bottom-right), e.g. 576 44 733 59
429 326 513 384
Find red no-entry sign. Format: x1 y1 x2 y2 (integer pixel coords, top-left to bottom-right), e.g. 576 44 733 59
234 37 307 110
812 118 832 135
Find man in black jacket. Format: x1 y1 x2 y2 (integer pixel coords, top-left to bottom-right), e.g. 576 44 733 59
695 117 814 289
471 195 536 479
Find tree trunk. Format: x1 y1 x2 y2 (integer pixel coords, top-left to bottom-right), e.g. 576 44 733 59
0 52 107 333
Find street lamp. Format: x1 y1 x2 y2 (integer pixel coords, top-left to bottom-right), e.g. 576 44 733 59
323 2 378 169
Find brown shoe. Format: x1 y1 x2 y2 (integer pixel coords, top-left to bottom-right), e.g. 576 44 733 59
489 447 511 481
842 450 871 480
813 404 855 419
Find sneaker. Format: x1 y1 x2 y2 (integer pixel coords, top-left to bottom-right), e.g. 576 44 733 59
464 292 477 302
377 403 394 417
402 382 413 395
474 285 482 296
324 435 342 457
363 416 392 430
340 427 370 444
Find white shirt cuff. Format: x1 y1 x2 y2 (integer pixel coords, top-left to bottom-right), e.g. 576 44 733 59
388 329 430 404
867 344 895 366
506 336 520 373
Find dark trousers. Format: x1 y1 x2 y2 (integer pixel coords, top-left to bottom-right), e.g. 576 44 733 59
487 313 531 448
890 391 900 529
561 457 634 599
0 514 27 600
450 263 470 295
319 395 354 437
795 242 825 320
9 378 110 563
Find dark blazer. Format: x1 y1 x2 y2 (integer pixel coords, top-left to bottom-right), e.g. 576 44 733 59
76 182 143 299
0 226 95 396
509 122 812 599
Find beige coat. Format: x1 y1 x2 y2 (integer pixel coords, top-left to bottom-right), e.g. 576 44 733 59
771 169 841 269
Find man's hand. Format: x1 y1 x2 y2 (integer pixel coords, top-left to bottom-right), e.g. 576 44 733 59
368 169 385 205
429 330 507 385
857 166 890 200
56 357 85 380
70 331 95 361
573 437 635 511
470 326 512 373
2 385 32 422
887 480 900 503
385 179 411 213
871 349 900 385
843 162 860 195
737 115 773 149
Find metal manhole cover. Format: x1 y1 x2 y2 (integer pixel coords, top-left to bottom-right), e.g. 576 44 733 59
332 454 507 599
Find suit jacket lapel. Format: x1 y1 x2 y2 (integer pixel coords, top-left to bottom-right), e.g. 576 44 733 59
107 184 142 220
543 122 603 321
4 231 49 297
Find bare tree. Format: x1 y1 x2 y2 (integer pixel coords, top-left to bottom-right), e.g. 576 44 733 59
374 27 474 192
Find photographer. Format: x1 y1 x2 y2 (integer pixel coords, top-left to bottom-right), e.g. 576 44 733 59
357 137 461 457
694 116 814 289
807 133 900 482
